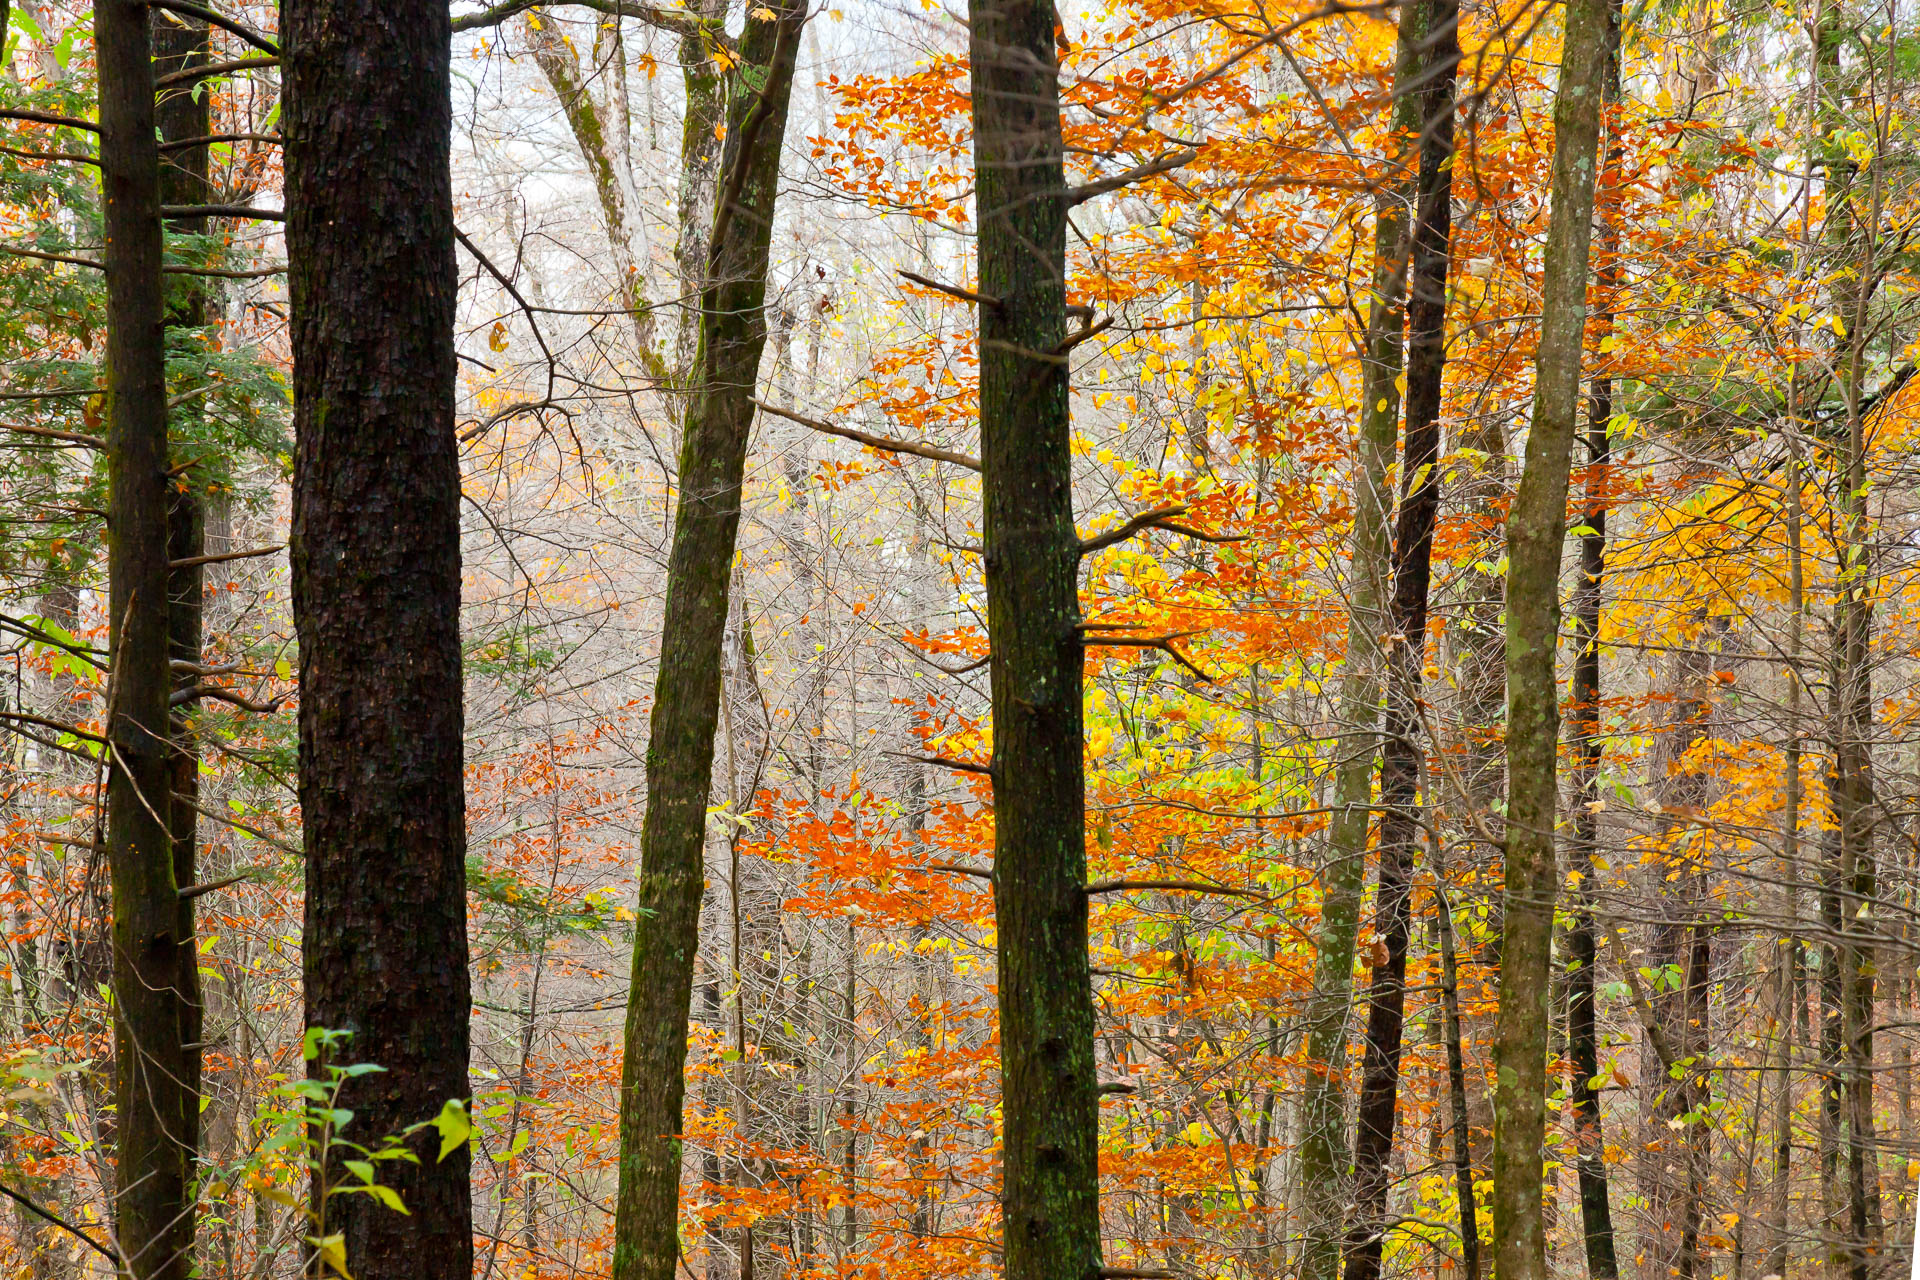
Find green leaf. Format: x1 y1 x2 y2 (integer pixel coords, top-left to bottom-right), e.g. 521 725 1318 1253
365 1184 408 1215
429 1098 471 1162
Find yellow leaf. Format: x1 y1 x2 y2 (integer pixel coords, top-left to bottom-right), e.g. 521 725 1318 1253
310 1234 352 1280
488 321 509 352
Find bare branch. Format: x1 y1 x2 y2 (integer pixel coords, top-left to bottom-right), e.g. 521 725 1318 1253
927 862 994 882
163 262 287 279
0 422 105 449
897 269 1001 310
172 684 284 713
169 543 283 569
896 752 992 776
157 131 281 152
161 203 284 220
0 108 98 134
451 0 727 46
0 1184 118 1264
0 710 106 743
753 398 982 472
1081 630 1214 684
1054 314 1114 354
0 143 97 165
1065 149 1198 205
178 870 258 900
1078 504 1189 556
148 0 282 55
1084 878 1262 898
153 55 278 89
0 245 102 271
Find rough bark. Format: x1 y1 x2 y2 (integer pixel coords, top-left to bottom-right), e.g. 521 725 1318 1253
283 1 474 1276
1490 0 1608 1271
1296 15 1421 1274
968 1 1100 1278
609 5 806 1279
1342 2 1457 1274
100 1 195 1274
155 5 211 1198
1566 3 1622 1271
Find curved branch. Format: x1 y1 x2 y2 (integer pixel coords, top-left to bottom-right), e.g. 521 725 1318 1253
148 0 281 55
753 398 980 471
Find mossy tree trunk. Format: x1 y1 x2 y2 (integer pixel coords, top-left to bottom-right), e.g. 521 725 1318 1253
1490 0 1609 1271
609 6 807 1280
968 3 1100 1279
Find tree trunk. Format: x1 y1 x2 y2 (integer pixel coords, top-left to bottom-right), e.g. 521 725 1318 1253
155 5 211 1200
1566 4 1623 1271
1343 2 1457 1275
283 1 473 1276
610 5 806 1279
1433 847 1481 1280
968 1 1100 1278
1296 14 1421 1273
524 13 664 372
100 1 195 1274
673 0 730 381
1490 0 1609 1271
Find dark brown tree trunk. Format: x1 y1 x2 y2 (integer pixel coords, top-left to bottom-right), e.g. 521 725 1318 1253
969 1 1101 1278
100 1 195 1275
609 5 806 1280
283 1 473 1276
155 5 211 1194
1566 3 1622 1273
1490 0 1609 1270
1296 14 1422 1272
1641 613 1718 1280
1432 851 1480 1280
1343 3 1457 1276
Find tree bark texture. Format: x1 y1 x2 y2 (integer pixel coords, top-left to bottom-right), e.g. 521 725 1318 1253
1342 3 1457 1276
1296 17 1421 1274
968 2 1101 1279
610 5 806 1280
156 4 212 1193
101 0 196 1274
1491 0 1608 1272
1566 3 1622 1272
284 0 474 1275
